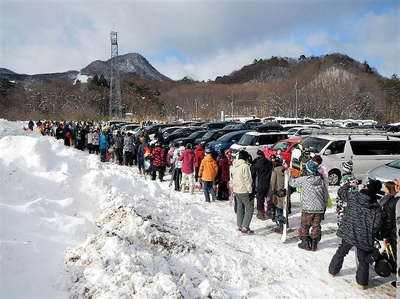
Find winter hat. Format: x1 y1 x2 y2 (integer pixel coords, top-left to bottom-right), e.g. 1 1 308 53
185 143 192 149
366 179 382 195
205 147 212 154
305 160 318 175
341 160 353 173
312 155 323 165
238 150 249 160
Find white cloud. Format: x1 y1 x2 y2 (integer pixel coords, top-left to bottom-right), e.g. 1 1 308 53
155 39 308 80
0 0 398 78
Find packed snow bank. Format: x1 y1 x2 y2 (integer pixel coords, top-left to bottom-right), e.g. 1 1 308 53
0 136 100 298
0 121 395 299
0 119 29 138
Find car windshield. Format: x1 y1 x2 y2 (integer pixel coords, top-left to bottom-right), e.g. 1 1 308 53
387 160 400 169
301 137 329 153
188 131 205 138
271 141 292 151
202 131 216 139
217 132 241 142
287 128 298 134
238 134 257 146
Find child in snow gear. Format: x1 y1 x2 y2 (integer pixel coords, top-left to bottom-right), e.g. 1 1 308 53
216 151 230 200
179 143 195 193
328 179 383 289
150 143 166 181
290 161 329 251
336 160 356 227
199 148 218 202
231 150 254 234
194 143 205 182
99 131 108 162
268 156 286 233
172 146 184 191
251 150 273 220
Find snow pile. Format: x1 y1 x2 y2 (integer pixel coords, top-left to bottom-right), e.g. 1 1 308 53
74 73 90 84
0 121 395 299
0 135 100 298
0 119 29 138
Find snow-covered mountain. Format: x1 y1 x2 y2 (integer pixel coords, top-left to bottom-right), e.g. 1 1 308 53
0 53 171 83
81 53 171 81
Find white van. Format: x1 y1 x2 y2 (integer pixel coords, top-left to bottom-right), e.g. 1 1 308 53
293 135 400 184
230 131 288 159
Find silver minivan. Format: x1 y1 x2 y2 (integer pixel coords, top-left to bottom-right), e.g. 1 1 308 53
291 135 400 184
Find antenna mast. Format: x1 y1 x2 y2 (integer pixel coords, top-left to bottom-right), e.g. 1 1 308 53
109 31 122 118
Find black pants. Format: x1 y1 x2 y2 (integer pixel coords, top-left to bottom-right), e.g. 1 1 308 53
217 181 229 200
328 240 372 286
256 189 267 212
100 149 107 162
195 167 200 182
115 148 123 164
173 168 182 191
124 151 133 166
151 166 165 181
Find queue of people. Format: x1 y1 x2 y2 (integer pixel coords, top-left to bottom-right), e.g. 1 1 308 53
28 119 399 291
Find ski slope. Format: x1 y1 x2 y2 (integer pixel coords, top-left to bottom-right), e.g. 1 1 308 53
0 120 395 298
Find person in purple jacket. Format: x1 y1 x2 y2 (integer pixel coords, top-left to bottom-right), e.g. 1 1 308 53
179 143 195 193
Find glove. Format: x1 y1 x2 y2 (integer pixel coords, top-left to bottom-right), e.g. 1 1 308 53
249 192 255 200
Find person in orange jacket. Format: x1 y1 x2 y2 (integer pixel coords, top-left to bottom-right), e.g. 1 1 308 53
199 148 218 202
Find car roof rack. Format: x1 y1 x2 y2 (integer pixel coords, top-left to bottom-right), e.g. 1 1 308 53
310 128 389 136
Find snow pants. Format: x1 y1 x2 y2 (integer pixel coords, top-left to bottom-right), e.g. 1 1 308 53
256 189 268 212
100 148 107 162
217 181 229 200
181 172 194 193
151 166 165 181
328 240 372 286
298 212 322 240
173 168 182 191
124 151 133 166
203 181 216 202
235 193 254 229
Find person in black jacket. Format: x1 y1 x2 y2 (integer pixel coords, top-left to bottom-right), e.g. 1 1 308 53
251 150 273 220
380 181 398 287
328 179 383 289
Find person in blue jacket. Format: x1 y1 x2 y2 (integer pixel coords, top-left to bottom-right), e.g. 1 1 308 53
99 131 108 162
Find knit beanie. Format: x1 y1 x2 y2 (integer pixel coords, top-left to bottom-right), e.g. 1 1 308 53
342 160 353 173
305 160 318 175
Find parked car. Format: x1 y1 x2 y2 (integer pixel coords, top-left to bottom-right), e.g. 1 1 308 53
367 159 400 183
144 123 171 135
263 138 302 165
208 130 251 153
195 128 238 145
287 127 319 139
175 130 208 146
222 123 248 130
230 131 288 159
255 122 284 132
202 122 232 130
291 135 400 185
164 127 204 143
162 126 187 137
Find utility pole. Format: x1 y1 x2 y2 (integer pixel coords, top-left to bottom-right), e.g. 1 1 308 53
109 31 122 118
230 91 234 120
295 80 298 123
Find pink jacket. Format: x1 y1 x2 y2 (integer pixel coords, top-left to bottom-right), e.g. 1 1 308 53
179 149 195 174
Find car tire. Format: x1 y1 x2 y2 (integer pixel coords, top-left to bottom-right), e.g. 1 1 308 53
328 169 341 186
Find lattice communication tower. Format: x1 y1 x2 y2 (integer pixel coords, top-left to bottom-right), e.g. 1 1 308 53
109 31 122 117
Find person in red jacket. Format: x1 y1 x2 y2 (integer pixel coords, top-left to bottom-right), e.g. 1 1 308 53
217 151 230 200
179 143 195 193
194 143 205 182
150 143 166 181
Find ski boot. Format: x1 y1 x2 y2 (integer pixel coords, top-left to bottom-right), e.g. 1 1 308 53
298 237 312 251
256 211 267 221
310 239 319 251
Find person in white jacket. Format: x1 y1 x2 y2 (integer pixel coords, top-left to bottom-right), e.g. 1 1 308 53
231 150 254 234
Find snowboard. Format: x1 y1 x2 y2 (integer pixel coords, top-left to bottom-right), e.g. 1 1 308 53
281 169 290 242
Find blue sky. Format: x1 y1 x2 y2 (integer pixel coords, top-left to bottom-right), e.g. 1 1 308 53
0 0 399 80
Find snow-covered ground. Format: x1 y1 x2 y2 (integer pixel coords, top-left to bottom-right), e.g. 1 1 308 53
0 119 395 298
